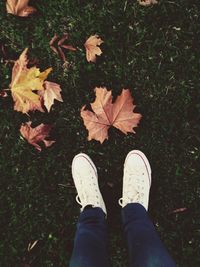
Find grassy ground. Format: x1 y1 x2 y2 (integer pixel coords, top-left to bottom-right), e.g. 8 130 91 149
0 0 200 266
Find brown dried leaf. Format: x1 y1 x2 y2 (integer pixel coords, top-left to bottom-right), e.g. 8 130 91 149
49 34 59 46
138 0 158 6
6 0 36 17
170 207 187 214
57 46 66 62
39 81 63 112
81 87 142 143
50 34 76 61
57 34 68 46
84 35 103 63
20 122 55 151
50 45 59 55
61 45 77 51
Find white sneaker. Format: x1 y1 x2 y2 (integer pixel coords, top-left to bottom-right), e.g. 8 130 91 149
72 153 107 215
118 150 152 210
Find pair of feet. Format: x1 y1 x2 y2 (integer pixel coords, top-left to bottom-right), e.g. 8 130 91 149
72 150 152 215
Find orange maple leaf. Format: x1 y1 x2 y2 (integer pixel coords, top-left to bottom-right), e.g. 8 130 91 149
6 0 36 17
138 0 158 6
20 122 55 151
81 87 142 143
84 35 103 63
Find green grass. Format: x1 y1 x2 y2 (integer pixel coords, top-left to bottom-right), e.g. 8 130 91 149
0 0 200 266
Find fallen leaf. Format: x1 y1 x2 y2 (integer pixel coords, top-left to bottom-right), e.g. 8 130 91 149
10 48 48 113
10 48 59 114
84 35 103 63
39 81 63 112
81 87 142 143
11 66 52 113
138 0 158 6
170 207 187 214
20 122 55 151
50 34 76 62
6 0 36 17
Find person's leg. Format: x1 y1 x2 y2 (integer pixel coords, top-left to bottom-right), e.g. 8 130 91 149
69 153 110 267
122 203 176 267
69 206 109 267
119 150 176 267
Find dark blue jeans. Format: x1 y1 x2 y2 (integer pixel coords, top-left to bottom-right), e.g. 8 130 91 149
69 203 176 267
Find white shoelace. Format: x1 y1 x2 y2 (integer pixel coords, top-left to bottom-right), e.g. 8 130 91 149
118 169 145 207
118 191 144 206
75 175 100 208
76 195 82 205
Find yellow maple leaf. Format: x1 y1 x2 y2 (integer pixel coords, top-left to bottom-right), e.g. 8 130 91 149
10 49 52 113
